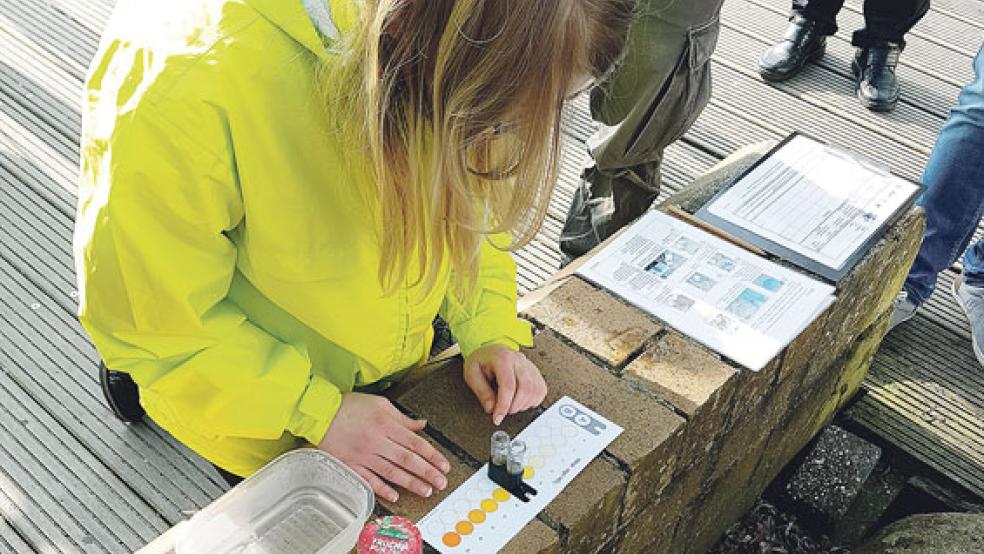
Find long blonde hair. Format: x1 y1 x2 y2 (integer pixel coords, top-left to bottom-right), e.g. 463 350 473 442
322 0 635 294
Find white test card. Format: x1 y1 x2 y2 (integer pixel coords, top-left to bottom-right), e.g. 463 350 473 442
417 397 623 553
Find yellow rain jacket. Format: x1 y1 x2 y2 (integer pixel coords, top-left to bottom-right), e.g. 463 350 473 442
74 0 533 477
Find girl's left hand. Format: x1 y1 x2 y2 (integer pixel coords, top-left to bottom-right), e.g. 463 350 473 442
463 345 548 426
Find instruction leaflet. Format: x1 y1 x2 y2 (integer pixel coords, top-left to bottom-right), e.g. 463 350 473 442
699 134 921 280
418 398 622 554
577 210 836 370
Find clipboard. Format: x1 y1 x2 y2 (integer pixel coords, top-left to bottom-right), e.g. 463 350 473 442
694 132 924 283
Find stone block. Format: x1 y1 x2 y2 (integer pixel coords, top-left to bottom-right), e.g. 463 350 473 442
394 358 538 462
784 425 882 531
544 459 626 553
624 331 737 417
615 460 705 554
379 436 560 552
522 331 685 518
522 277 662 368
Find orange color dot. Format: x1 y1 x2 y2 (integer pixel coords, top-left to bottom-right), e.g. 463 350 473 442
455 521 474 535
523 466 534 479
480 498 498 512
443 532 462 547
492 487 511 502
468 509 486 523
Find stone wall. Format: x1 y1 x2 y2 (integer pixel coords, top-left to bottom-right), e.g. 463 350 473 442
382 144 925 553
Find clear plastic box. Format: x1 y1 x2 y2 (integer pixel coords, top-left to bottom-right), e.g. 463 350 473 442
173 449 374 554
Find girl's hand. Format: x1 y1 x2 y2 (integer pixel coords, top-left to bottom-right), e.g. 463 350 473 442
318 393 450 503
463 345 548 426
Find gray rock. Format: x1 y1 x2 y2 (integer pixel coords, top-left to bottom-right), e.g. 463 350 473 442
854 513 984 554
785 425 882 528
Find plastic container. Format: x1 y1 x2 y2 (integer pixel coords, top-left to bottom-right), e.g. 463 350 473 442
174 449 374 554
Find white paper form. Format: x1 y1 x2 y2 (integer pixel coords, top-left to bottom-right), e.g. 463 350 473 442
577 211 836 370
707 134 920 270
418 398 622 554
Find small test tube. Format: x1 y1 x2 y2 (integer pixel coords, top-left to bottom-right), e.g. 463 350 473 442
507 440 527 476
491 431 510 466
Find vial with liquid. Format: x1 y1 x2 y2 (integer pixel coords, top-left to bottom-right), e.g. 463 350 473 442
507 440 527 476
491 431 510 466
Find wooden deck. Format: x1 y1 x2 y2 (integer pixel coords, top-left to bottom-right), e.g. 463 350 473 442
0 0 981 551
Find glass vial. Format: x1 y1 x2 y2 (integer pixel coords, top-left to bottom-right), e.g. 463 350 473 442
491 431 510 466
507 440 527 476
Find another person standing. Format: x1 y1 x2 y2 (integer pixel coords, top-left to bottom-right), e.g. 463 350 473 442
891 45 984 365
560 1 725 262
758 0 930 112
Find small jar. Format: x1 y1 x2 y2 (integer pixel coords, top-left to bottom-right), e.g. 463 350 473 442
507 440 527 476
491 430 510 466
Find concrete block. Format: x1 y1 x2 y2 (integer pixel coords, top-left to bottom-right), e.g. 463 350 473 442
784 425 882 530
523 277 662 368
523 331 684 518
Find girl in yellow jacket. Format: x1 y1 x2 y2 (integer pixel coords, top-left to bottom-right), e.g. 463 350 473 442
74 0 634 503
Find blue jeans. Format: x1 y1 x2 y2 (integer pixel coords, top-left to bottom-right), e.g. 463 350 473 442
904 45 984 305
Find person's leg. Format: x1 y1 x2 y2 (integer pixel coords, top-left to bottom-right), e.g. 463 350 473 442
897 47 984 315
851 0 930 111
792 0 847 36
559 0 724 260
852 0 930 48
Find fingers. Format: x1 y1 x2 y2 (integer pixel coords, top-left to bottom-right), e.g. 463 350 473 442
384 401 427 432
463 358 496 415
492 361 517 426
388 425 451 487
510 359 534 415
354 465 400 504
372 452 436 499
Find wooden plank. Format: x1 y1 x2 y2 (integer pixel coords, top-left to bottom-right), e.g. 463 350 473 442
0 516 33 554
852 396 984 498
0 261 228 524
843 0 983 58
929 0 984 29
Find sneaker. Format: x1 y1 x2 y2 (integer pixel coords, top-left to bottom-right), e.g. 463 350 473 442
99 362 146 423
951 277 984 367
888 290 919 332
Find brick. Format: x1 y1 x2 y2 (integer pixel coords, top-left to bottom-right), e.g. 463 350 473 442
379 436 559 552
624 331 737 417
523 277 662 368
544 459 626 553
522 332 684 518
394 358 538 462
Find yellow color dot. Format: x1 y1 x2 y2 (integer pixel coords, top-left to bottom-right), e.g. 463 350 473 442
523 466 535 479
492 487 511 502
468 509 486 524
480 498 498 512
455 521 474 535
443 532 461 547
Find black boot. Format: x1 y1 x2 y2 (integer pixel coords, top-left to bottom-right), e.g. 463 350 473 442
759 15 827 82
99 361 145 423
853 44 901 112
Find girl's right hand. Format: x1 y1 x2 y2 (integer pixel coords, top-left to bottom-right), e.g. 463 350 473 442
318 392 451 503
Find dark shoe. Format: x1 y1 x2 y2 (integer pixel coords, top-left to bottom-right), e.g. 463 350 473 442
99 361 145 423
759 15 827 82
853 44 901 112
